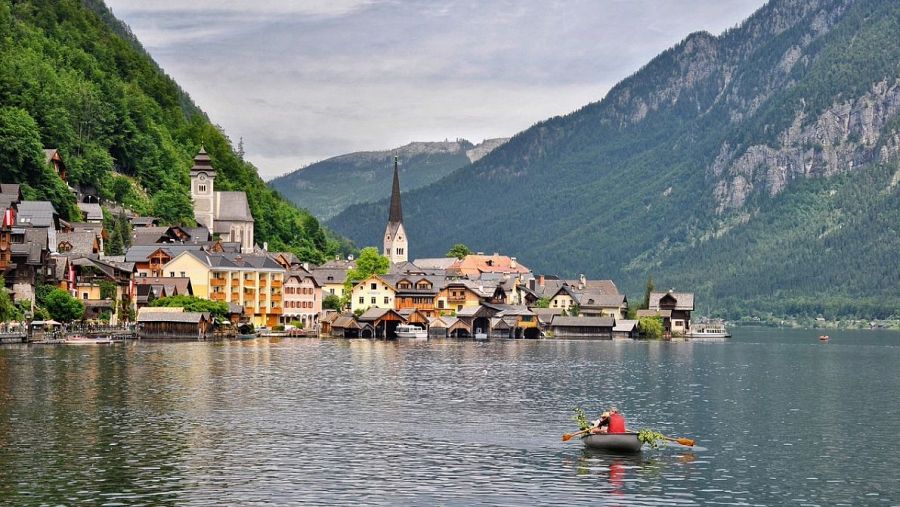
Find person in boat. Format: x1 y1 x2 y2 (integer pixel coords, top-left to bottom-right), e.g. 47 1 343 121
590 407 626 434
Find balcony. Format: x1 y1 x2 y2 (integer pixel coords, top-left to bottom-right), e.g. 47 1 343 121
210 278 227 287
270 307 283 315
259 278 268 288
231 292 240 301
243 278 256 287
271 279 283 288
270 294 282 303
210 293 226 301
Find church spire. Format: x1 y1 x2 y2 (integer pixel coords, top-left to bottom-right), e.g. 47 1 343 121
388 156 403 224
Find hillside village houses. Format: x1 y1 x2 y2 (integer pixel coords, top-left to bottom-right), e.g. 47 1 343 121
2 147 694 338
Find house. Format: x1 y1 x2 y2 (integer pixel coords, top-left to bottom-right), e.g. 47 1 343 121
190 148 255 253
387 274 443 317
76 202 103 223
548 316 615 339
136 309 213 339
311 259 353 300
126 244 207 277
548 284 581 313
283 270 321 328
446 253 530 278
531 308 564 332
350 274 396 313
579 292 628 319
130 216 160 228
330 313 362 338
483 303 540 339
133 276 194 309
8 228 51 303
55 231 101 256
412 257 457 272
66 256 136 323
161 251 285 327
435 279 504 314
44 148 68 181
0 188 20 271
648 291 695 335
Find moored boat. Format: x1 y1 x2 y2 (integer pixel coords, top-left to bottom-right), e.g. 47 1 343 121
688 323 730 338
819 335 830 341
395 324 427 339
473 329 488 340
581 432 643 453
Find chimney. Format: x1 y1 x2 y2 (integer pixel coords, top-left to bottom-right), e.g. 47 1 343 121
263 241 268 251
510 257 517 269
348 254 355 261
302 262 310 271
529 279 536 291
538 275 545 287
579 274 586 288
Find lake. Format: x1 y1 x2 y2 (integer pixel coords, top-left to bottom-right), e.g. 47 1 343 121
0 328 898 505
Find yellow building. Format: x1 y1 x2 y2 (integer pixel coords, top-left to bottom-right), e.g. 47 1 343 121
435 280 495 315
162 251 285 327
350 275 396 313
549 286 579 312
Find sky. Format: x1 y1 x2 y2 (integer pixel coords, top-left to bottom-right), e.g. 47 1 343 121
105 0 767 180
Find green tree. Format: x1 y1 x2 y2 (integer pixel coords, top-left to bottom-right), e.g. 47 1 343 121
535 297 551 308
342 247 390 303
98 280 117 300
0 277 22 322
641 275 655 310
638 316 664 340
323 294 343 311
446 243 472 259
43 289 85 322
150 295 229 320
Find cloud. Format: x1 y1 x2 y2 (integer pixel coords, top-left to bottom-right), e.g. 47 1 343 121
105 0 766 179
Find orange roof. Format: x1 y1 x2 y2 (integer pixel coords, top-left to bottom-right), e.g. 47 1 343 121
448 254 530 276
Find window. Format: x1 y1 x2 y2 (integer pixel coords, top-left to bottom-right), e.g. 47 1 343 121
384 296 389 304
330 288 335 294
82 293 88 300
359 297 364 304
371 297 376 304
170 272 175 277
140 273 146 277
438 301 445 309
180 272 186 277
199 184 207 192
370 282 377 290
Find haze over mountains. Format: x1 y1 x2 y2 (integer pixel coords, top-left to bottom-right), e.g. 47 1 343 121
269 138 508 220
328 0 900 319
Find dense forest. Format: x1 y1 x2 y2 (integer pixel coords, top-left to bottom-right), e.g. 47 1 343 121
329 0 900 319
0 0 347 262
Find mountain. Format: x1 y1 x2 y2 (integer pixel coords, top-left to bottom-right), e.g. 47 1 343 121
268 138 508 220
0 0 345 262
329 0 900 320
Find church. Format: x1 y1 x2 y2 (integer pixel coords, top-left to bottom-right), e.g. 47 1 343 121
189 148 255 253
383 156 408 264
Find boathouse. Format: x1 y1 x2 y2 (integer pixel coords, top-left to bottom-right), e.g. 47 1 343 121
548 316 614 339
136 310 213 339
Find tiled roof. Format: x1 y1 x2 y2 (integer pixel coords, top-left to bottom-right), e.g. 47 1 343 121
137 311 209 323
649 292 695 311
613 320 638 332
578 292 626 307
637 309 672 318
16 201 57 227
550 316 615 328
56 231 98 256
77 202 103 221
358 308 393 321
215 191 254 222
125 244 205 263
412 257 457 270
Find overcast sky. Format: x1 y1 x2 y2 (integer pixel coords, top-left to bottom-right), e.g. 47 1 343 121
105 0 766 180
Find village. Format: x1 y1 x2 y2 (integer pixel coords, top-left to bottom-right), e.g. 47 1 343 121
1 150 699 342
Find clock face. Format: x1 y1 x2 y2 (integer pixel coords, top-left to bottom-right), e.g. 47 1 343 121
199 173 206 181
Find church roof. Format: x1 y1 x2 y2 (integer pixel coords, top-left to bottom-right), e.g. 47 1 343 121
190 147 215 174
215 191 254 222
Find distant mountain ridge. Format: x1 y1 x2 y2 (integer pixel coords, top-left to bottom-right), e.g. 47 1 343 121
328 0 900 319
268 138 508 220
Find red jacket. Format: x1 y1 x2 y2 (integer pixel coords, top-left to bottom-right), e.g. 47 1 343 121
608 413 626 433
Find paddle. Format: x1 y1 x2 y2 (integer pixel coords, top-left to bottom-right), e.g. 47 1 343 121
561 428 591 442
663 435 695 447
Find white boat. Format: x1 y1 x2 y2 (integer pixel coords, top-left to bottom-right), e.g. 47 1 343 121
687 323 730 338
395 324 428 339
474 328 488 340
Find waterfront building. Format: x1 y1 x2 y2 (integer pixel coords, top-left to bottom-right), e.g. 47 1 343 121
548 316 614 339
386 274 442 317
136 309 213 339
579 292 628 319
350 274 396 313
133 276 194 309
435 279 503 314
446 253 530 278
383 156 408 264
283 271 321 328
66 256 136 323
161 251 285 327
189 148 255 253
648 291 695 334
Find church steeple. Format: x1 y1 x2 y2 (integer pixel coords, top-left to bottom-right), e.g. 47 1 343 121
388 156 403 224
383 156 408 264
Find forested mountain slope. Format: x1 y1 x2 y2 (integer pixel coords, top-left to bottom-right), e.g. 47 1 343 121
0 0 344 261
269 139 508 220
329 0 900 319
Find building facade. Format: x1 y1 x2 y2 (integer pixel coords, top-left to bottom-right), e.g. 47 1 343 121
383 156 408 264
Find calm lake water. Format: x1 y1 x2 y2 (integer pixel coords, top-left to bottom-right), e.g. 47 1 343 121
1 328 898 505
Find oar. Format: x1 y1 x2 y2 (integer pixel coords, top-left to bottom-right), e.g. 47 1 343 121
627 427 695 447
561 428 591 442
663 435 695 447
